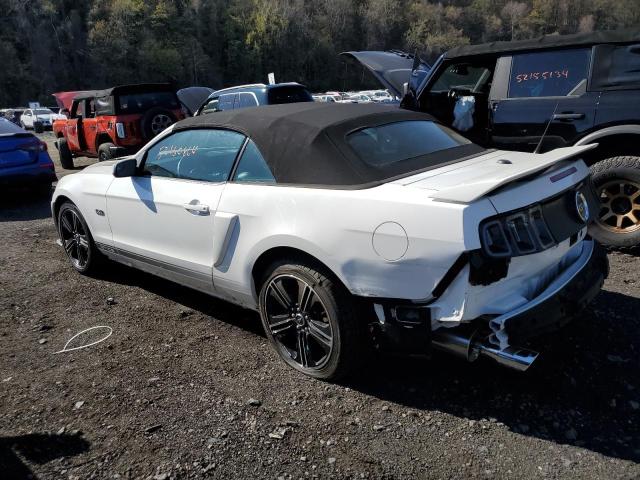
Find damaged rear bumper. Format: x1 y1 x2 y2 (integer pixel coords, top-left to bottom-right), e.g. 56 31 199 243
368 239 608 370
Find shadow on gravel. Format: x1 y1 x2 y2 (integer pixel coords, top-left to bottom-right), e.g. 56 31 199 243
92 261 264 336
0 432 90 479
345 289 640 463
0 189 52 222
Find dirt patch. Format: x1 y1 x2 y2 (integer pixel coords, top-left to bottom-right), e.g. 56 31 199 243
1 190 639 479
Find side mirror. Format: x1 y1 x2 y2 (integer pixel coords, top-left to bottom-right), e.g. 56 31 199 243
61 109 70 117
113 158 137 178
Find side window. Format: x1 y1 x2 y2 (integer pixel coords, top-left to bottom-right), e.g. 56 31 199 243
143 129 245 183
218 93 236 111
238 92 258 108
87 99 96 118
232 140 275 183
592 44 640 90
508 49 591 98
73 101 85 118
431 63 493 93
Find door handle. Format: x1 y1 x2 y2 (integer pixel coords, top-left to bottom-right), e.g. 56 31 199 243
183 202 210 214
553 112 585 121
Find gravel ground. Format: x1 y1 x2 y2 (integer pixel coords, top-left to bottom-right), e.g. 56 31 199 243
1 136 639 479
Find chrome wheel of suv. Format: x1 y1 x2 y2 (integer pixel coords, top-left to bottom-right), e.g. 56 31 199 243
150 114 173 135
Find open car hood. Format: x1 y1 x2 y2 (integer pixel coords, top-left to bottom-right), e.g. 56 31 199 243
340 51 431 98
393 144 598 203
52 91 94 111
177 86 215 116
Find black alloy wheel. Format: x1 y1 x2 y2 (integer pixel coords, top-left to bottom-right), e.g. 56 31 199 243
258 260 365 380
262 274 334 370
58 202 99 273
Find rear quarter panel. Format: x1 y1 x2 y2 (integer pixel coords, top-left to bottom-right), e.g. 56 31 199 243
214 183 497 306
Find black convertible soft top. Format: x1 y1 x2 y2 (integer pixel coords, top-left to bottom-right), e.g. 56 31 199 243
174 102 483 187
446 28 640 60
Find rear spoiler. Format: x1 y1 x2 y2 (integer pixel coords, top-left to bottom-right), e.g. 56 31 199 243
431 144 598 203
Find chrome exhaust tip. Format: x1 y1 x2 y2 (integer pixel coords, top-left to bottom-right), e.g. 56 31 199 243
431 328 539 372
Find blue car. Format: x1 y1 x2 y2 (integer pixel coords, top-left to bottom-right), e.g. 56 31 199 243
0 118 56 194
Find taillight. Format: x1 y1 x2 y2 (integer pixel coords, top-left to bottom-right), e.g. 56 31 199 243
480 204 557 258
19 141 46 153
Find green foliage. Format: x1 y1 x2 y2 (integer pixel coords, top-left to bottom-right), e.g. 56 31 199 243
0 0 639 106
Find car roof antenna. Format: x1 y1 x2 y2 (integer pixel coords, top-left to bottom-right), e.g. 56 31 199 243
534 101 559 154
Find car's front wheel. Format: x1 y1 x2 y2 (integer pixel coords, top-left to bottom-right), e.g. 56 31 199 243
589 156 640 248
58 138 74 169
258 259 364 380
57 202 101 274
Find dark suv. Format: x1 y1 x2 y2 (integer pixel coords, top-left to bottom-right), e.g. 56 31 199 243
346 29 640 248
195 82 313 115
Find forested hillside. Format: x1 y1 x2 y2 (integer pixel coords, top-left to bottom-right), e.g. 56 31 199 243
1 0 639 106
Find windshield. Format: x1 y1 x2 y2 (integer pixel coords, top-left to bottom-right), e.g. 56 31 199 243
346 120 473 168
33 109 53 115
0 118 29 135
117 91 179 114
267 86 313 104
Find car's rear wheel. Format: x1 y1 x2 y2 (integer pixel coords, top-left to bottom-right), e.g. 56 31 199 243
589 156 640 248
258 259 364 380
57 202 101 274
58 138 74 169
98 142 116 162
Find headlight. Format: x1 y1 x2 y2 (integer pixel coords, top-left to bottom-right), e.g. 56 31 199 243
116 122 126 138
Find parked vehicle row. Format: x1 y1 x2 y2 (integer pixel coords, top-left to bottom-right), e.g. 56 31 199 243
20 108 66 130
313 90 396 103
12 28 636 380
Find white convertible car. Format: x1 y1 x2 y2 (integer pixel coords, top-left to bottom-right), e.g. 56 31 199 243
52 103 608 379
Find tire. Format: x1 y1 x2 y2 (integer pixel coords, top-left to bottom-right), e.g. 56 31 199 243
141 107 176 140
589 156 640 248
57 202 101 275
98 142 116 162
58 137 74 169
258 258 365 380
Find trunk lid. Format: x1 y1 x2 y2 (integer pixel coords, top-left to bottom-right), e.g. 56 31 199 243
340 51 431 98
392 144 597 205
0 133 41 169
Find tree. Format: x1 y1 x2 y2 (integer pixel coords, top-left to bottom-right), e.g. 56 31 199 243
502 1 530 40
